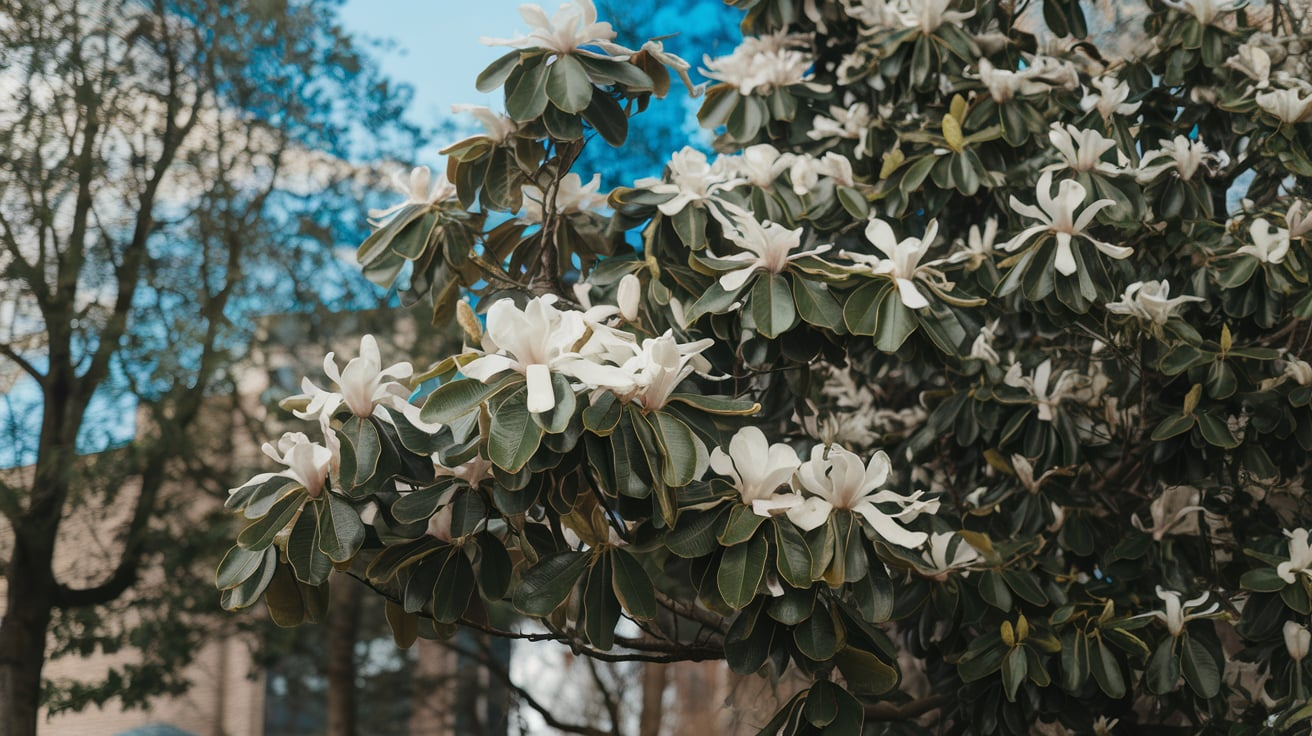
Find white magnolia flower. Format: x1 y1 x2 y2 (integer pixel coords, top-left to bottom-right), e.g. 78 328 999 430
1093 716 1119 736
1285 621 1311 661
1004 359 1088 422
808 102 874 158
787 445 939 548
1131 485 1204 540
451 104 518 143
969 320 1001 365
368 166 458 226
1162 0 1245 25
433 454 495 485
1080 75 1142 119
461 296 632 414
841 218 949 310
709 426 804 516
1256 86 1312 124
609 331 716 411
1225 43 1271 88
1047 123 1123 176
904 0 976 34
716 209 832 291
1277 528 1312 584
975 59 1049 103
1137 136 1221 182
843 0 907 30
701 31 824 96
480 0 633 59
1001 170 1130 276
1150 587 1220 637
1011 454 1066 494
1235 218 1290 264
1287 200 1312 239
786 152 854 195
634 147 743 217
948 218 999 270
1280 354 1312 387
640 39 700 96
917 532 980 578
728 144 795 189
521 173 606 224
239 432 334 499
1105 280 1205 327
285 334 437 432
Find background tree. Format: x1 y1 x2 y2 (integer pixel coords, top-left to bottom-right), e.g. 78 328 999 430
0 1 422 733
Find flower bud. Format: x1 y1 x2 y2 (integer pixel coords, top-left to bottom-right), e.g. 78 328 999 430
617 273 641 322
1285 620 1310 661
457 299 482 345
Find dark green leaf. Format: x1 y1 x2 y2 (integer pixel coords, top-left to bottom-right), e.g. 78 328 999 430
719 534 769 609
513 551 589 616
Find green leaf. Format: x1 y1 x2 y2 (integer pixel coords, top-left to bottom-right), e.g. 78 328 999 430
385 600 420 649
489 387 544 472
794 606 842 661
646 410 699 487
1090 637 1125 698
477 50 522 93
873 287 917 352
422 376 511 424
720 504 767 546
804 680 840 727
667 393 761 416
338 416 382 494
1197 413 1239 448
671 203 707 249
1145 637 1180 694
751 272 798 339
265 563 329 627
287 505 332 585
1151 413 1196 441
774 518 815 589
582 91 628 146
237 491 304 551
792 275 843 332
505 57 551 121
317 495 366 563
719 534 768 609
475 533 512 600
392 480 457 525
583 554 622 649
610 547 657 620
430 550 476 624
583 391 623 434
1240 567 1289 593
546 54 594 114
1001 647 1028 702
833 646 898 697
666 508 725 558
843 281 891 336
978 569 1013 611
513 551 589 616
216 546 269 590
1181 635 1220 698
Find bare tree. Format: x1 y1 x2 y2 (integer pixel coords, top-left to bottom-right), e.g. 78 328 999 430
0 1 420 733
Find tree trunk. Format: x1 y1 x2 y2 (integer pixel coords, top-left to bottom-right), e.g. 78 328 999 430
325 577 362 736
639 662 668 736
0 538 57 736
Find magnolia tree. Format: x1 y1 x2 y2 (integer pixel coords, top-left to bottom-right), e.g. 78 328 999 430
218 0 1312 731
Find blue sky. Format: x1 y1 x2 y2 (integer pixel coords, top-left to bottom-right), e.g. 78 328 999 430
338 0 528 130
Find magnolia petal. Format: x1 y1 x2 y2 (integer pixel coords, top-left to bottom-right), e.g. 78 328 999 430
525 363 556 414
786 496 834 532
896 278 930 309
1054 236 1077 276
460 354 519 383
853 502 928 548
